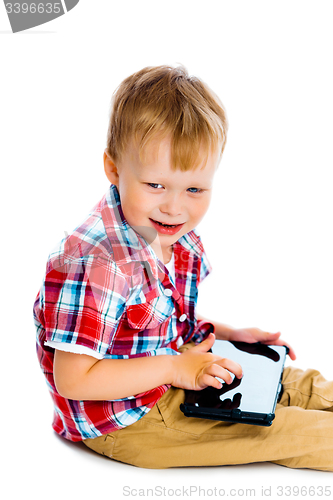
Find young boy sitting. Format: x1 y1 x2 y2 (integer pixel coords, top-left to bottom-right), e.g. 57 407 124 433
34 65 333 471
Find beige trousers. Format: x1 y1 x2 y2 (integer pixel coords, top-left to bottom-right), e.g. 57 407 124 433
84 365 333 471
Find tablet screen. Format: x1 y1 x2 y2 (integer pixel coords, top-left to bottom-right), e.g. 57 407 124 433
189 341 287 414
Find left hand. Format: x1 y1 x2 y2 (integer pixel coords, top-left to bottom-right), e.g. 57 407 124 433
229 327 296 360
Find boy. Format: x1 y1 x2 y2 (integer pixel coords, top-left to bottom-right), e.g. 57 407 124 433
34 65 333 471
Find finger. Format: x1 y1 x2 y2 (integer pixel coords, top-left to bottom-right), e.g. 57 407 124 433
273 338 297 360
210 359 243 381
261 331 281 342
205 363 234 385
200 372 224 390
281 341 297 360
261 337 296 360
216 357 243 380
194 332 216 353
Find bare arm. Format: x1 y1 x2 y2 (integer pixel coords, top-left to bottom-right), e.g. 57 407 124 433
53 333 243 401
54 350 175 401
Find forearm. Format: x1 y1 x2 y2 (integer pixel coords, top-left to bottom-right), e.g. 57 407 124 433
54 334 245 401
54 351 175 401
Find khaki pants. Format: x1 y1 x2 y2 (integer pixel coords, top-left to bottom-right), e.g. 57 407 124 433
84 365 333 471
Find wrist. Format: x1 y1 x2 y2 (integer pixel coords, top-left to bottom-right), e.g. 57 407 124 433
167 353 181 386
153 353 179 387
212 322 235 341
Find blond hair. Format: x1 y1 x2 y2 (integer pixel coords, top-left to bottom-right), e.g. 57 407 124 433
106 65 228 171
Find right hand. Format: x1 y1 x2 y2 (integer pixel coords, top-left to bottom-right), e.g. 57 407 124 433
171 333 243 391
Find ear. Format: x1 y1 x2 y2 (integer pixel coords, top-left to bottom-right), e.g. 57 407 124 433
103 150 119 187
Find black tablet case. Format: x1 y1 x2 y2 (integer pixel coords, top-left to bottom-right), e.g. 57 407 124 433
180 340 288 426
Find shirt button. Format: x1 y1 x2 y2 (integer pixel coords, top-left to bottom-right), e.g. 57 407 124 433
179 314 187 322
164 289 173 297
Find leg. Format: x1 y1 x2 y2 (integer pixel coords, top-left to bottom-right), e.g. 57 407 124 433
279 366 333 410
270 366 333 470
84 367 333 471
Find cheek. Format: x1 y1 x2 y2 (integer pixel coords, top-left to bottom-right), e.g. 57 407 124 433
190 197 211 222
123 187 154 218
120 182 141 207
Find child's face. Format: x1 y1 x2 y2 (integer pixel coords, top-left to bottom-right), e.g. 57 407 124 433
104 137 220 263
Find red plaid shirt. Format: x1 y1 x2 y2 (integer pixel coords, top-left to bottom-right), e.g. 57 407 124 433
34 184 213 441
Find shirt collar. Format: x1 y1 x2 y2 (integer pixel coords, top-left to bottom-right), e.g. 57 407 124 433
101 184 205 280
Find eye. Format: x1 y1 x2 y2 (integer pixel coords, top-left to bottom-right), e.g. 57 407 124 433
147 183 164 189
187 187 204 194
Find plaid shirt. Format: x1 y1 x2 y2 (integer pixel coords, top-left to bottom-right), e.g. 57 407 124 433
34 184 213 442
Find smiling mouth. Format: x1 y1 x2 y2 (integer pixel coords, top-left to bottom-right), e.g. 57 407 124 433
150 218 183 228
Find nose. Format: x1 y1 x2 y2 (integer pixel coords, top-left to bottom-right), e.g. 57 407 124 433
159 192 182 217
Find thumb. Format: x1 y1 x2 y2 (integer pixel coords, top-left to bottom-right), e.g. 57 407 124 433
194 332 216 353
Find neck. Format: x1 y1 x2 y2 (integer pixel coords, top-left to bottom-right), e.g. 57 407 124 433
151 242 173 265
163 248 173 265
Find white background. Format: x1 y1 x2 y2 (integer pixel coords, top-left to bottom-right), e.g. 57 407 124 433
1 1 333 497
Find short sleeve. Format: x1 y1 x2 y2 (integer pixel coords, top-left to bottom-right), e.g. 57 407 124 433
191 319 215 345
44 340 104 359
191 247 213 343
199 248 212 284
42 254 129 358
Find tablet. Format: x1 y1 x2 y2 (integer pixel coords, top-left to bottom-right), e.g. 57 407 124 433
180 340 289 426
